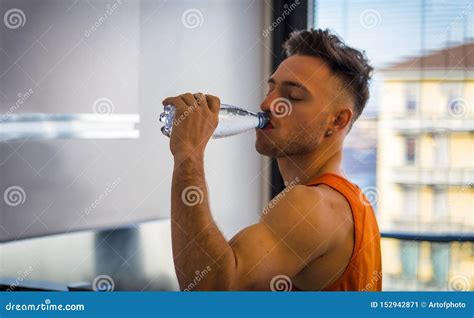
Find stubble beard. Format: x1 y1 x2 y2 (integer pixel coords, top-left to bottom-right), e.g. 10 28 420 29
255 129 323 158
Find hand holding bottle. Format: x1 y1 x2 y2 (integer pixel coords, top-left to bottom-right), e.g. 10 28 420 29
161 92 220 159
160 95 269 140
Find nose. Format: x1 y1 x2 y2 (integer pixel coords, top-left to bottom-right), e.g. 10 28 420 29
260 93 275 112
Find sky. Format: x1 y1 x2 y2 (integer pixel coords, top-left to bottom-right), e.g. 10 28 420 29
315 0 474 114
316 0 474 67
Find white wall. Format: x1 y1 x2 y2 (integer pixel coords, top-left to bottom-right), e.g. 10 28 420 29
139 0 266 238
1 0 267 290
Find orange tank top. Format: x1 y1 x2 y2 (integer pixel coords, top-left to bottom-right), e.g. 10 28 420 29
292 172 382 291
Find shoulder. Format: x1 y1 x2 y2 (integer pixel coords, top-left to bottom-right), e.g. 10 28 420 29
262 184 351 221
261 184 354 252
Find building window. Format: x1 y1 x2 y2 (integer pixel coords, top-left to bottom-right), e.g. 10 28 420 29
430 243 450 287
406 83 418 112
400 241 419 280
407 99 417 112
405 137 416 165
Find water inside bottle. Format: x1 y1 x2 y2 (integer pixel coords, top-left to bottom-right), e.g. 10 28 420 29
212 105 261 138
159 103 266 138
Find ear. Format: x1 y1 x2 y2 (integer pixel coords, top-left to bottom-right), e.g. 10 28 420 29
327 107 353 136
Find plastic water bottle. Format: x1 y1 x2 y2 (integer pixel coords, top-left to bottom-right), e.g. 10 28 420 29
159 104 269 138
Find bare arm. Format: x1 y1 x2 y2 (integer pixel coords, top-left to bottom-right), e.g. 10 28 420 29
163 92 340 290
172 156 335 290
171 153 236 290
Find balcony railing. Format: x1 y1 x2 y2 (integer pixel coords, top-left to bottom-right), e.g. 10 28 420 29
381 232 474 291
382 231 474 242
391 166 474 186
383 115 473 134
388 218 474 234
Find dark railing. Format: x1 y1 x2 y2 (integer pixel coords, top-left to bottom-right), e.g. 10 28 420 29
380 232 473 291
381 232 474 242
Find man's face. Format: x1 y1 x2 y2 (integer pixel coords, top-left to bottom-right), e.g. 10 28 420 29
255 55 343 157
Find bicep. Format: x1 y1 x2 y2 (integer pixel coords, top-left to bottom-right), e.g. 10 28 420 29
229 223 301 290
228 187 332 290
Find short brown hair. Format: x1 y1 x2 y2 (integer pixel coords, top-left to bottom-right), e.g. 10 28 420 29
283 28 373 124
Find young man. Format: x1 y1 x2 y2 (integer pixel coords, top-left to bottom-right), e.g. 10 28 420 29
162 29 381 291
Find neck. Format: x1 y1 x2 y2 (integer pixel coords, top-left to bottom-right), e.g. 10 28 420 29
276 144 344 186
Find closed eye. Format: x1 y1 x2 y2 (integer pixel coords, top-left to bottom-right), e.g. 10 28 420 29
288 95 303 101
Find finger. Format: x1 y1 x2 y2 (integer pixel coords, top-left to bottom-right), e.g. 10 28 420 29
161 96 188 111
193 92 208 108
205 94 221 113
179 92 197 107
162 96 174 106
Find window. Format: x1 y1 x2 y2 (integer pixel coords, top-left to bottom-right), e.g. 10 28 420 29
405 83 418 112
430 243 450 286
315 0 473 291
407 99 417 112
400 241 419 280
405 137 416 165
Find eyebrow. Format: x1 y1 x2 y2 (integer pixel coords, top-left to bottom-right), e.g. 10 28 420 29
267 77 310 94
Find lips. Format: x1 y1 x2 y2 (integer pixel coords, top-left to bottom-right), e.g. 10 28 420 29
264 122 274 130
